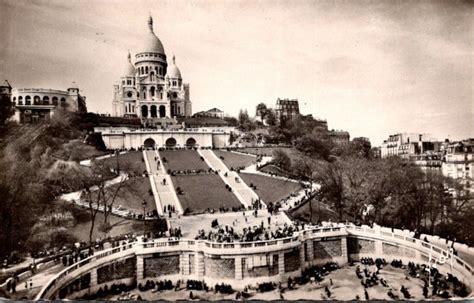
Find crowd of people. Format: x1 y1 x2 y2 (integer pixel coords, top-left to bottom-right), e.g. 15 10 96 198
194 218 297 243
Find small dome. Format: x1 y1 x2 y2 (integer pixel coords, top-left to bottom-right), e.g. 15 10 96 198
123 52 135 77
138 15 165 55
167 55 182 79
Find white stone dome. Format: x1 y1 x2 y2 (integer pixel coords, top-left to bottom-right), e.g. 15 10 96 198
167 55 182 79
138 15 165 55
123 52 135 77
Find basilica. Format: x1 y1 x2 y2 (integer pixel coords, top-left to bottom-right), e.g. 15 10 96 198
112 15 192 119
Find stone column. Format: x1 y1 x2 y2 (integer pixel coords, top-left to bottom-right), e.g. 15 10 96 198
306 240 314 263
90 268 98 287
181 254 190 275
340 237 348 264
136 255 144 280
235 257 243 280
300 244 306 267
278 252 285 274
375 240 383 256
195 253 205 279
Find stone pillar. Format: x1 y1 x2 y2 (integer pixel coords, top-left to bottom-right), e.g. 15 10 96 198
306 240 314 263
235 257 243 280
340 237 348 264
375 240 383 256
90 268 98 287
196 253 205 279
300 243 306 268
181 254 190 275
136 255 144 280
278 252 285 274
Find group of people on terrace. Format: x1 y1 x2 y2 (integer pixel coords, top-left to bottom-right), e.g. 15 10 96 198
194 218 297 243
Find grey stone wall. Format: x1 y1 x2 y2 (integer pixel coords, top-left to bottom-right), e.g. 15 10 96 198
313 239 342 259
204 256 235 279
144 255 180 277
284 248 301 273
97 257 136 284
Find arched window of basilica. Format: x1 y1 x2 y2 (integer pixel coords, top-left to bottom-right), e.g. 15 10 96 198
18 96 23 105
25 95 31 105
43 96 49 105
150 86 155 97
33 96 40 105
145 66 149 74
52 96 58 105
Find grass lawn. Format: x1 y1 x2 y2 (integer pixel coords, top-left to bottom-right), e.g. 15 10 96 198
171 174 242 214
67 212 155 242
160 150 210 171
214 150 256 169
89 176 156 213
98 151 147 175
238 172 302 203
286 197 340 224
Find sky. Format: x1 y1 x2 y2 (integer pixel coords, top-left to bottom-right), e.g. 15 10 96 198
0 0 472 145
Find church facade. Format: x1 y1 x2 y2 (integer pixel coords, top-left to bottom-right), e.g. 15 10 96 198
112 16 192 119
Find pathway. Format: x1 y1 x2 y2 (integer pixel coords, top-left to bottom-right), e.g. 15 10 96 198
144 150 183 215
197 149 263 209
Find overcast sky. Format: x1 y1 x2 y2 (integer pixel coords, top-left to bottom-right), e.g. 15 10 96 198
1 0 472 145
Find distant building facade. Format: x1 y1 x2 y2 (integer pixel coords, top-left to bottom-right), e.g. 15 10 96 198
11 84 87 124
112 16 192 119
275 98 299 123
329 130 350 146
380 133 438 159
193 108 224 119
442 140 474 188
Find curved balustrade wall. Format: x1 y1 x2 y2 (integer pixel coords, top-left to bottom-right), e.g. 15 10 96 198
36 225 473 300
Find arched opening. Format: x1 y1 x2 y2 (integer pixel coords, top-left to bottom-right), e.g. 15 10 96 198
145 66 149 74
186 138 197 148
141 105 148 117
150 105 157 118
142 89 147 100
18 96 23 105
52 96 58 105
165 137 177 148
144 138 155 149
159 105 166 118
43 96 49 105
150 86 155 97
25 95 31 105
33 96 40 105
60 97 66 104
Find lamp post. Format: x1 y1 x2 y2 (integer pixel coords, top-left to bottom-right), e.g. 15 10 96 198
142 200 147 236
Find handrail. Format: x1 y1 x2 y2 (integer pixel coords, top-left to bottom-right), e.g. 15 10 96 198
36 224 473 300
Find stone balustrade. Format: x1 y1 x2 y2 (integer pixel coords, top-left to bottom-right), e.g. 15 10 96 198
35 224 474 300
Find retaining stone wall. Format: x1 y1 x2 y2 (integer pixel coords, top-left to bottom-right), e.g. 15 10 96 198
242 254 279 278
284 248 301 273
144 255 180 277
313 239 342 259
382 243 416 258
97 257 136 284
204 256 235 279
347 237 375 254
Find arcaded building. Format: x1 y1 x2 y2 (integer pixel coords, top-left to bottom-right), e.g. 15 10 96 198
112 16 192 119
11 84 87 124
